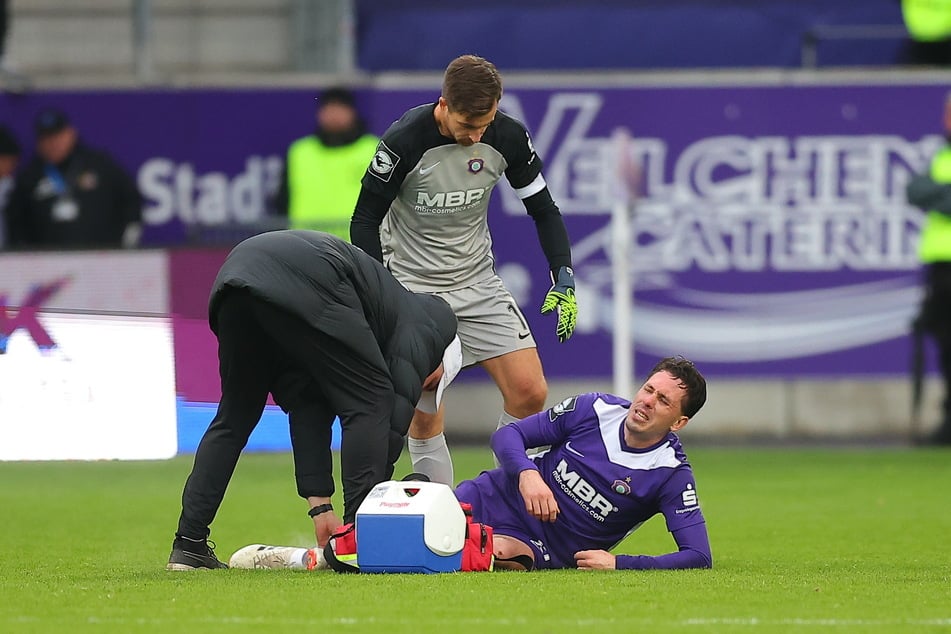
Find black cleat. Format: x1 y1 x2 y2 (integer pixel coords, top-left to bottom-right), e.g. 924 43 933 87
166 536 229 570
400 472 431 482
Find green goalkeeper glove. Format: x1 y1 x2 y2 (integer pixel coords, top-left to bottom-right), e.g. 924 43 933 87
540 266 578 343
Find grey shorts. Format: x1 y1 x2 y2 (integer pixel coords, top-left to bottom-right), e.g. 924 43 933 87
414 276 536 367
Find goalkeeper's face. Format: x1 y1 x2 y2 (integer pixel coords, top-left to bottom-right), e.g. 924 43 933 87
436 98 497 147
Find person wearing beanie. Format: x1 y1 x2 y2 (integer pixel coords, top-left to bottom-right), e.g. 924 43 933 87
272 87 379 241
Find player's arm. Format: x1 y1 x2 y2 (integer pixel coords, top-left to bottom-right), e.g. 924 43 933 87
579 468 713 570
491 396 588 523
524 189 578 343
491 417 560 521
501 116 577 342
350 188 392 261
521 187 572 272
490 403 572 476
575 522 712 570
288 404 343 546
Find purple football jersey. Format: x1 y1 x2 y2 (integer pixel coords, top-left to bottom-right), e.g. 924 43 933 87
455 392 706 569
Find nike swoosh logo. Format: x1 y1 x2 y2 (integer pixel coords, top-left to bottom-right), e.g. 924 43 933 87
419 162 441 175
518 332 531 340
565 441 584 457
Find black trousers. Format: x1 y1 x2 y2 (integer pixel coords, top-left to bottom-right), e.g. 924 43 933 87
921 263 951 430
176 289 399 539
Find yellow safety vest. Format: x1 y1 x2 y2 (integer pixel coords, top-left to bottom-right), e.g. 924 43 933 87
918 145 951 263
903 0 951 42
286 134 379 241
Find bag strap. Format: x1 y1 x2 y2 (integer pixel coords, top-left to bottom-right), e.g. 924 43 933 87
324 523 360 573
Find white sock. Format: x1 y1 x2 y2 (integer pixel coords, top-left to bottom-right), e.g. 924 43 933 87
408 433 454 485
496 411 519 430
288 547 309 569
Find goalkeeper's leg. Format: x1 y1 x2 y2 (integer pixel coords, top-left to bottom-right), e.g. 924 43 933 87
481 349 549 464
408 406 454 486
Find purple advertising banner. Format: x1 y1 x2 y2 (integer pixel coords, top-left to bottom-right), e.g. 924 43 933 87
3 82 946 379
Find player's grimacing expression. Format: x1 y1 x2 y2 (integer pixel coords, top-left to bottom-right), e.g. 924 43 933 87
436 97 497 147
624 371 690 448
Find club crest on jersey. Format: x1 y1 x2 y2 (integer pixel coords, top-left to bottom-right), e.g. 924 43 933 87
612 479 631 495
549 396 577 422
369 141 400 182
467 158 484 174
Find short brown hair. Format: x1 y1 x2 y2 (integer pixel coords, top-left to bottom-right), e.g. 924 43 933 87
441 55 502 117
648 356 707 419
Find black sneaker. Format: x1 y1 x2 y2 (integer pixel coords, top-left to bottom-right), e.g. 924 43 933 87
166 536 229 570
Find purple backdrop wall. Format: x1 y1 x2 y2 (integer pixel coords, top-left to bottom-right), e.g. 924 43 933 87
2 82 944 380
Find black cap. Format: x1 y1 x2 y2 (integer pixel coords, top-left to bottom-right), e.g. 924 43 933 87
34 107 71 137
0 125 20 156
317 87 357 109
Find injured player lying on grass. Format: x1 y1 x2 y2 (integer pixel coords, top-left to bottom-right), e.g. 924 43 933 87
230 357 713 572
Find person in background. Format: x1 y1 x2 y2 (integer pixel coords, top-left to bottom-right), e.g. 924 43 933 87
4 108 142 250
0 124 20 249
906 91 951 445
273 87 379 241
901 0 951 66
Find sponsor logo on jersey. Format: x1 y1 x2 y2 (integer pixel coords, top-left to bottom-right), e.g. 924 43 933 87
548 396 577 422
467 158 484 173
414 188 486 213
681 483 699 508
565 441 584 458
368 141 400 182
419 161 440 176
552 459 618 522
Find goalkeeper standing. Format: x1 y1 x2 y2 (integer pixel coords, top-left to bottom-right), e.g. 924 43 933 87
351 54 577 486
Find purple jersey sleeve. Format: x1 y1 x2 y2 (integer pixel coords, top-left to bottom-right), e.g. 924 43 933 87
613 467 711 569
614 522 712 570
490 395 589 478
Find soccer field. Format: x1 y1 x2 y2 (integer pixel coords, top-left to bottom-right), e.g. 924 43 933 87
2 446 949 633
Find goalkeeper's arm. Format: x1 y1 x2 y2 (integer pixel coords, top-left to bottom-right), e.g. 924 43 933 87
523 188 572 272
523 189 578 343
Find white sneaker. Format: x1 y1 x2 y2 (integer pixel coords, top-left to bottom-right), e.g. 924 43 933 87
228 544 302 569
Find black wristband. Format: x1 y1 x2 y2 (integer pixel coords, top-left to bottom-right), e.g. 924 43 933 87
308 503 334 518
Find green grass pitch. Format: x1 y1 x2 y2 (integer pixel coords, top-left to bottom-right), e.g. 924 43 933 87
2 445 950 633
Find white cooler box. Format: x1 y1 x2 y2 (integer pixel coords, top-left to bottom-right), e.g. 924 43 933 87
355 480 467 573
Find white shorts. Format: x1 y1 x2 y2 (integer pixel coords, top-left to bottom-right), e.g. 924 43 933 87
412 276 536 368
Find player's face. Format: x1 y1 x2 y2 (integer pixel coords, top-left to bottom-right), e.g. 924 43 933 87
624 371 689 448
437 98 497 146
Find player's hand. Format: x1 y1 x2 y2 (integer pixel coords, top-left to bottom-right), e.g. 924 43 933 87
540 266 578 343
574 550 617 570
518 469 559 523
313 510 343 548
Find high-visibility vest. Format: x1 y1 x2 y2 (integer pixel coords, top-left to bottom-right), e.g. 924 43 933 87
286 134 379 241
918 145 951 263
902 0 951 42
